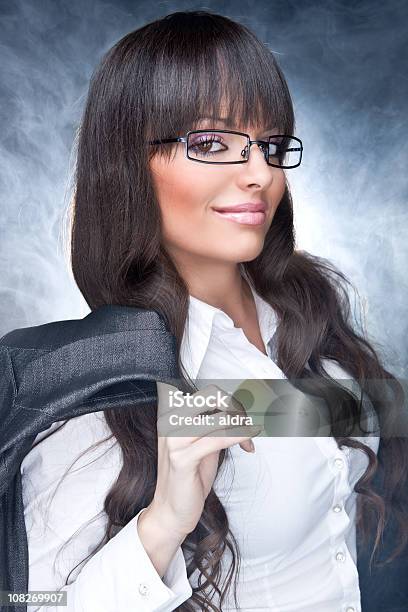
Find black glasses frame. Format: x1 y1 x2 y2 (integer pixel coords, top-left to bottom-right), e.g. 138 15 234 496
148 129 303 169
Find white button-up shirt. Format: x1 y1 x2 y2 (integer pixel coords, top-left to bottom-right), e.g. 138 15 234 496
21 282 380 611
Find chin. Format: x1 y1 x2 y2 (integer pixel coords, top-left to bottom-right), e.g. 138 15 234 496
229 243 265 263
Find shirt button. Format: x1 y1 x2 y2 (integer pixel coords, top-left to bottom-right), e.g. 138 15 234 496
346 608 355 612
334 457 344 469
335 551 346 562
138 583 150 596
333 504 342 513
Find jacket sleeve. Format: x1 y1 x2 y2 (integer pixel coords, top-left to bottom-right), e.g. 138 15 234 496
27 507 193 612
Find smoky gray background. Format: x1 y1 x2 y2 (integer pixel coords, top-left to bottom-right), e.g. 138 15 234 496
0 0 407 376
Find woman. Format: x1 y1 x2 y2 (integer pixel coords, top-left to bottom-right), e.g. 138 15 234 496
18 9 407 612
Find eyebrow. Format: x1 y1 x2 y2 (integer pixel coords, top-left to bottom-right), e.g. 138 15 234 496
195 116 278 135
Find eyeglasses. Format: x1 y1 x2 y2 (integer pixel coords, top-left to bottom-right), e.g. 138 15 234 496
148 129 303 169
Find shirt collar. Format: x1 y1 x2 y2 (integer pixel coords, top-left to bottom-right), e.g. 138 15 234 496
180 276 278 380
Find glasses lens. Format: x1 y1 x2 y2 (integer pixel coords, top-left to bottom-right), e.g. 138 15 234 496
187 131 248 163
186 131 302 167
268 136 302 168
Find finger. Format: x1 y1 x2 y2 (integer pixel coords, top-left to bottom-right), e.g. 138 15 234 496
239 439 256 453
156 382 221 422
159 409 261 440
157 384 232 432
187 426 263 464
157 383 249 432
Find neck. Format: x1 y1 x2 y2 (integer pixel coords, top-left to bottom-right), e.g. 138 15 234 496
172 253 255 326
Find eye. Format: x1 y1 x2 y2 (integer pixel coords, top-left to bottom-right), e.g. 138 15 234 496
188 133 228 157
268 136 284 144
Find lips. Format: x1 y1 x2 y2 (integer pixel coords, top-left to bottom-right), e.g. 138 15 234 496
211 202 267 226
211 202 266 213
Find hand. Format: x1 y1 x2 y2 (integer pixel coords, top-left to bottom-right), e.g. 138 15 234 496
149 382 263 538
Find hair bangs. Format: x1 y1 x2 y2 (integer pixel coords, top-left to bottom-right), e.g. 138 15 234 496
144 11 295 161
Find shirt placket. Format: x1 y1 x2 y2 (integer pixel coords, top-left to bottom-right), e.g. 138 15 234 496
319 439 362 612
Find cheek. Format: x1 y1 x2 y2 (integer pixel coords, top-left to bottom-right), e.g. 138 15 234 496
152 159 222 236
157 168 216 208
270 170 286 213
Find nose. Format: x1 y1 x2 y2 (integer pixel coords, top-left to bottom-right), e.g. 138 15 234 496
236 140 276 191
241 141 269 163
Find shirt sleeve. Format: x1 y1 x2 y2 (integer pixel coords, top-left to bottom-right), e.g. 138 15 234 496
28 507 193 612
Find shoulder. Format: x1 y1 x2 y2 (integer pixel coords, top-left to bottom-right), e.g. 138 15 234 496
0 305 180 474
0 305 170 353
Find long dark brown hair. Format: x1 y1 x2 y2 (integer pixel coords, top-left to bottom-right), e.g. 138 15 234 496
34 9 407 611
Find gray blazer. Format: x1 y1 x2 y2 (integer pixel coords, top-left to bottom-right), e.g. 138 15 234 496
0 304 406 611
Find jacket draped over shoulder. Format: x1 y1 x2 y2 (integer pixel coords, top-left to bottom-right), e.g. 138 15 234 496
0 305 187 612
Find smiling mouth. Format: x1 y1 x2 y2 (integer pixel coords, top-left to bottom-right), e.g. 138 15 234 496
211 209 266 226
